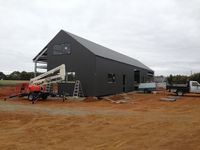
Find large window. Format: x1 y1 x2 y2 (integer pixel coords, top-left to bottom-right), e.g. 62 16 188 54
192 81 199 86
53 43 71 55
67 72 76 82
108 73 116 83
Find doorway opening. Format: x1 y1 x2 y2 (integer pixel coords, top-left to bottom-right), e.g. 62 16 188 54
123 74 126 92
134 70 140 90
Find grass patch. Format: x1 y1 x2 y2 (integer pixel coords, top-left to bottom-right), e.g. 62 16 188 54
0 80 28 87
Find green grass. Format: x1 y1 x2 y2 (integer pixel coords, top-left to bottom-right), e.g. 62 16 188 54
0 80 28 87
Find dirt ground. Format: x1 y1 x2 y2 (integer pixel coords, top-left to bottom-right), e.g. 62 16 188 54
0 87 200 150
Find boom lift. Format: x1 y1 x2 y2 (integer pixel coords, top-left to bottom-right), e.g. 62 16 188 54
5 64 66 104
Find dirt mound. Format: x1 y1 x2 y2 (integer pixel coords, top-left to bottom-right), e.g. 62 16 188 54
83 97 98 102
108 94 125 101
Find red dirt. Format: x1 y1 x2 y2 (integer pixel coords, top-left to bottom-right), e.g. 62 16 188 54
108 94 125 101
0 86 200 149
83 96 98 102
0 86 16 98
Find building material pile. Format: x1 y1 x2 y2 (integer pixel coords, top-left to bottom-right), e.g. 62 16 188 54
160 96 180 102
104 94 130 104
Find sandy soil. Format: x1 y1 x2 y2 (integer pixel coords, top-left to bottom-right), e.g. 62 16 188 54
0 87 200 150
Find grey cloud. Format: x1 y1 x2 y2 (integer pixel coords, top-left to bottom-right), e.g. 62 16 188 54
0 0 199 76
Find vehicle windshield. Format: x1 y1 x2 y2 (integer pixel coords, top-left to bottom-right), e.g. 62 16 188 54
192 81 200 86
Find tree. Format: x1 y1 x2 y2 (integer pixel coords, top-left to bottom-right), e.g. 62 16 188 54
189 73 200 83
6 71 38 80
167 74 189 84
0 72 6 80
7 71 21 80
20 71 35 80
167 74 173 84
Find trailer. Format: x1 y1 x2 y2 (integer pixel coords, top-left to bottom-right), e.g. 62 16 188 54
167 81 200 96
138 83 156 93
138 82 166 93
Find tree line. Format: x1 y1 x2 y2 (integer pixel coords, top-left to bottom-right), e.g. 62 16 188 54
167 73 200 84
0 71 42 80
1 71 200 83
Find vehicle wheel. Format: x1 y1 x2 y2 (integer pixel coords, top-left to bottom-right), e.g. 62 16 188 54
41 94 48 100
28 93 34 101
176 90 183 96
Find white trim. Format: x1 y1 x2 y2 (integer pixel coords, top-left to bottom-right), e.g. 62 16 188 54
34 48 48 62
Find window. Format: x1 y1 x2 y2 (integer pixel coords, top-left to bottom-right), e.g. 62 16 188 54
192 82 199 86
67 72 76 82
108 74 116 83
53 43 71 55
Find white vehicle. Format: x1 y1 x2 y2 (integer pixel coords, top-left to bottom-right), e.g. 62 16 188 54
167 81 200 96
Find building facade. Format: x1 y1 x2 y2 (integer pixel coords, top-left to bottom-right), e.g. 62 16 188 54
33 30 154 97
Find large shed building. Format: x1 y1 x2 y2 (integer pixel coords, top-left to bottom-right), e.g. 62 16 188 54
33 30 154 97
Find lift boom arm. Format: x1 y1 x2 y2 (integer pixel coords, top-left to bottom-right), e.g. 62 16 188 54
30 64 66 85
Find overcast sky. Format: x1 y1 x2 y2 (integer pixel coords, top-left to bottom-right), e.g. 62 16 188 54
0 0 200 76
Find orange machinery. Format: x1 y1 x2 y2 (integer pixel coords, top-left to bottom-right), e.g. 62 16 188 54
5 64 66 104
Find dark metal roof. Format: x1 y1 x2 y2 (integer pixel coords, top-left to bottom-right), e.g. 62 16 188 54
64 30 153 71
33 46 48 62
33 30 153 71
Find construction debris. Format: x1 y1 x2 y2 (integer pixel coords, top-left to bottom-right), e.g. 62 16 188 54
103 94 130 104
109 99 128 104
160 96 180 102
160 98 176 102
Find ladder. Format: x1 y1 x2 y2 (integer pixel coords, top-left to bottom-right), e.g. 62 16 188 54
46 84 52 93
73 80 84 98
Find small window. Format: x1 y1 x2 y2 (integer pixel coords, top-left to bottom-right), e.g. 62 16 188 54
67 72 76 82
53 43 71 55
192 82 199 86
108 74 116 83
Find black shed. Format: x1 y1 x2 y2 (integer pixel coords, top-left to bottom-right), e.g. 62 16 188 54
33 30 154 97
